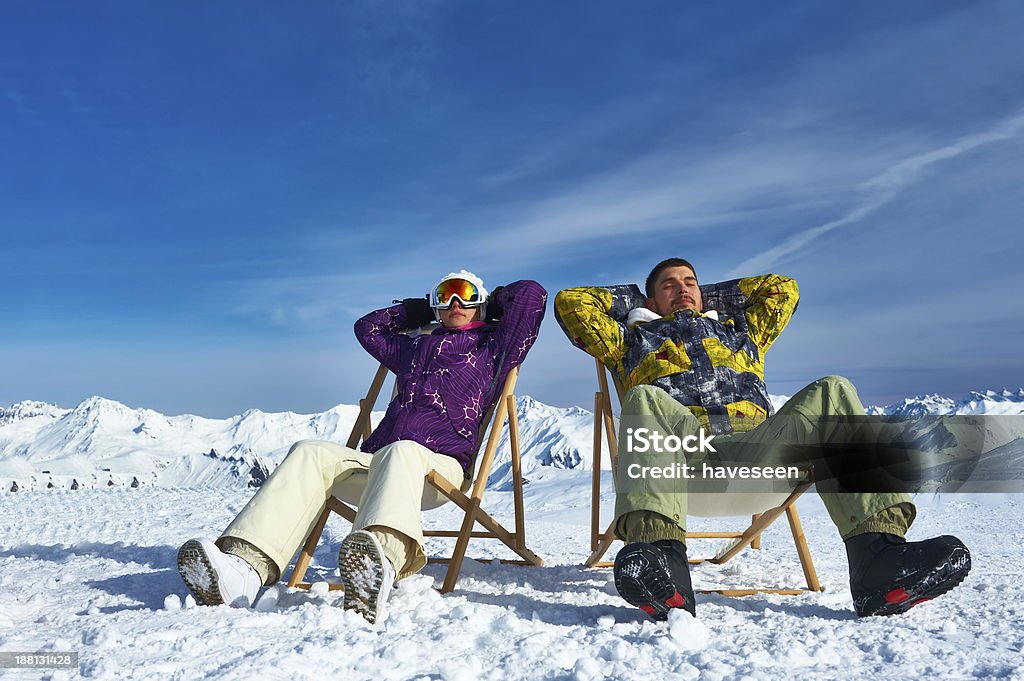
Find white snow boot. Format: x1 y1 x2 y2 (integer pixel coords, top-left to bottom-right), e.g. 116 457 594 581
177 538 261 607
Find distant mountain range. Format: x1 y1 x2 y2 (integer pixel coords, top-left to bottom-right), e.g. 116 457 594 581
3 388 1023 492
767 388 1024 416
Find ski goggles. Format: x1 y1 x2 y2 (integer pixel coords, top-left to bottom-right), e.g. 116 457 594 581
430 278 484 309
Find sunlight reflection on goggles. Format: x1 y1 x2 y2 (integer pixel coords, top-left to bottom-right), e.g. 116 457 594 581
431 278 484 309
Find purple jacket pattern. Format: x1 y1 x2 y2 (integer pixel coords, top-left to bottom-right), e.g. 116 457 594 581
355 280 547 473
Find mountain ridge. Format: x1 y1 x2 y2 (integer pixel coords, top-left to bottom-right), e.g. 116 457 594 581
4 388 1022 492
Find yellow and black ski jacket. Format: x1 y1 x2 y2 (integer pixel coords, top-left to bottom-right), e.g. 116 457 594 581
554 274 799 435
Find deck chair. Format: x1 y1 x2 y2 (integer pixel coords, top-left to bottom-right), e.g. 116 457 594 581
284 362 544 594
586 358 823 596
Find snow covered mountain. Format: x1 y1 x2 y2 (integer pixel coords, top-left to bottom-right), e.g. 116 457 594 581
0 394 596 492
3 388 1023 492
874 389 1024 417
771 388 1024 417
0 397 365 492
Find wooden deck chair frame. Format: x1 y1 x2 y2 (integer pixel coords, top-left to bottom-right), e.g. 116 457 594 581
586 359 823 596
285 363 544 594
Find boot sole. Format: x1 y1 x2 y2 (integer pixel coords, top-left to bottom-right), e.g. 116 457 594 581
339 533 389 624
859 545 971 617
614 547 688 621
177 539 225 606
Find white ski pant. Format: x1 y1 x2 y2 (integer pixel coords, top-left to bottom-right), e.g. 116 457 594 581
219 439 466 582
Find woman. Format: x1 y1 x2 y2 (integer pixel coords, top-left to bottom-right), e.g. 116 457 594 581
177 271 546 623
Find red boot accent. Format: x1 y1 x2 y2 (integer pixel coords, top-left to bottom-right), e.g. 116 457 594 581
665 592 685 608
885 587 910 604
640 605 656 616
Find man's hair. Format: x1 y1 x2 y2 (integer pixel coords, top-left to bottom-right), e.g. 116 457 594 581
645 258 698 298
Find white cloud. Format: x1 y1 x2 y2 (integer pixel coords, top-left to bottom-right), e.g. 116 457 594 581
727 107 1024 277
464 137 882 259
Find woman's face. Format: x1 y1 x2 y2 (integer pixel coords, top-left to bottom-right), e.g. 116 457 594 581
437 299 481 328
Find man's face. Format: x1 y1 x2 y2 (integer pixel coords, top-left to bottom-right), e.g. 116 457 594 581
647 265 702 316
437 299 481 328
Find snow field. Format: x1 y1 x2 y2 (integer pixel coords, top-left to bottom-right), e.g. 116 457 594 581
1 483 1022 680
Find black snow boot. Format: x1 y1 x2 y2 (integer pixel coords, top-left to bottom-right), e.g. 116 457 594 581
846 532 971 617
613 539 696 620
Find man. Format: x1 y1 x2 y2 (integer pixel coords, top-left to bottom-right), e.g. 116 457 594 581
554 258 971 619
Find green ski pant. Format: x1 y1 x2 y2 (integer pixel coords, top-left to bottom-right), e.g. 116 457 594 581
614 375 916 544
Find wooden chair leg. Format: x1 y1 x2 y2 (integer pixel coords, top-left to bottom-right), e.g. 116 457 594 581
286 504 332 588
507 395 526 551
360 398 372 442
584 520 617 568
440 496 481 594
346 363 390 449
591 391 603 551
436 379 518 594
588 359 620 563
751 513 762 549
786 504 822 591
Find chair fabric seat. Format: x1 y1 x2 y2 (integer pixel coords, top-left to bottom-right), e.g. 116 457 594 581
687 491 794 517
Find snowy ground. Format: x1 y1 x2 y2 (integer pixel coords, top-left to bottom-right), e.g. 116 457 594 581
1 475 1022 680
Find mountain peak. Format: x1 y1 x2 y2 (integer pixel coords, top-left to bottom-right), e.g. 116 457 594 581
74 396 131 413
0 400 68 424
955 387 1024 415
965 388 1024 401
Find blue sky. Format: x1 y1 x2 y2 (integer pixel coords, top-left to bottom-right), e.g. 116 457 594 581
2 1 1023 417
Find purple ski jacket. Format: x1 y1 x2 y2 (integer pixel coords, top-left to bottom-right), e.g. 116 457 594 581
355 280 547 473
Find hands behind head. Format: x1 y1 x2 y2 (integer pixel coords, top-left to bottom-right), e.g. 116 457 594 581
485 285 504 322
401 297 435 329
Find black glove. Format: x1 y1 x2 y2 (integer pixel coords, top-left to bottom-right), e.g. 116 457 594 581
485 286 505 322
401 297 435 329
